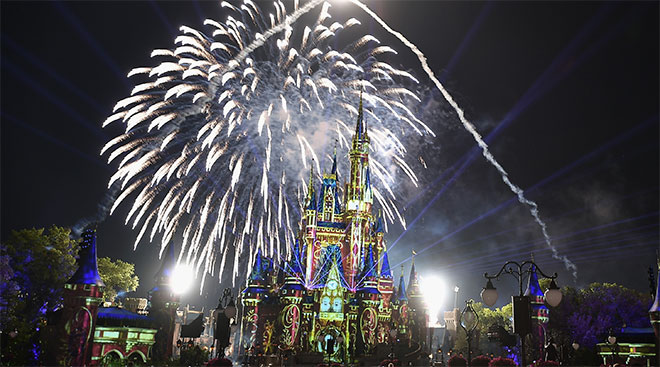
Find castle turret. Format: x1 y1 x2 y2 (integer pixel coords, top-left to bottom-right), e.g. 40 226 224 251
394 266 409 337
524 256 549 361
346 91 372 212
406 253 428 350
240 249 270 354
406 253 422 300
62 228 105 366
304 167 318 284
319 148 341 223
378 251 394 307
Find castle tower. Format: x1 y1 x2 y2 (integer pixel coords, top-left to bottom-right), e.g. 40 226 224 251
303 167 318 284
377 250 394 308
345 93 374 288
524 259 549 362
240 249 271 354
62 228 105 366
406 253 428 348
148 245 180 362
394 266 409 337
319 148 341 223
278 245 305 350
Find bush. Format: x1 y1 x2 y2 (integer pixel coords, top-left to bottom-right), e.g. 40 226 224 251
535 361 560 367
489 356 516 366
448 355 467 367
472 355 491 366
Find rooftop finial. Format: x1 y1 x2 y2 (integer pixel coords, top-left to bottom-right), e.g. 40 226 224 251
331 141 338 175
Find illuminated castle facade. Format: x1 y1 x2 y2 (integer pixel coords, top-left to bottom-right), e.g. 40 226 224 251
239 98 428 363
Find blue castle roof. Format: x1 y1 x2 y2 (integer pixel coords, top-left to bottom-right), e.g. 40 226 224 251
67 228 105 286
397 269 408 301
97 307 156 328
306 190 317 211
317 245 348 288
249 248 268 283
375 214 384 234
524 264 544 298
380 251 392 278
288 239 304 274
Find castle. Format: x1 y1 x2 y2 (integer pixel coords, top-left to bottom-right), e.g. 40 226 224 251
45 228 178 366
238 97 429 363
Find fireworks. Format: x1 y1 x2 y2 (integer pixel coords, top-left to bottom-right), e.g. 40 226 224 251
101 0 434 287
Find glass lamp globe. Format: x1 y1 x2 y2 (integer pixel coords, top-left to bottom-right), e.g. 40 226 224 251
572 342 579 351
607 335 617 345
544 279 562 307
480 279 498 307
224 299 237 318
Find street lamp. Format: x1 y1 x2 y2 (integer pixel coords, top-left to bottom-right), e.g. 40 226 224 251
214 288 236 359
453 286 460 310
459 300 479 367
481 260 561 366
607 330 617 366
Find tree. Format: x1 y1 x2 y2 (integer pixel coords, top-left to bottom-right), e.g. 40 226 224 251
97 257 139 303
0 226 141 365
0 226 79 365
453 301 512 356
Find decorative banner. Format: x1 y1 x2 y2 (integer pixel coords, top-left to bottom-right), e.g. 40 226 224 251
281 304 301 347
66 307 92 366
360 308 377 349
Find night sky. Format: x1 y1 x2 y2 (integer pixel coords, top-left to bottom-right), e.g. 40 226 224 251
1 1 658 311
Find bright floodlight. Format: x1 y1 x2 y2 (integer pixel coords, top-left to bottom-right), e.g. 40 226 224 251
420 275 446 326
171 263 194 294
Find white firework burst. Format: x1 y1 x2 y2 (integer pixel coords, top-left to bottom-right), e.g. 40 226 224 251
101 0 435 288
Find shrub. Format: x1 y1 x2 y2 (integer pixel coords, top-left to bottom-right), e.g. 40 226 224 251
471 355 491 366
535 361 560 367
448 355 468 367
489 356 516 366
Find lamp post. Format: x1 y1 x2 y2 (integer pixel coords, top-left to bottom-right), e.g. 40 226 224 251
571 341 579 365
459 300 479 367
214 288 237 360
453 286 460 310
481 260 562 366
607 330 617 366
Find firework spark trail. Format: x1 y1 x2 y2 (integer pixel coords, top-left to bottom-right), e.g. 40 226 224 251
349 0 578 277
103 0 435 287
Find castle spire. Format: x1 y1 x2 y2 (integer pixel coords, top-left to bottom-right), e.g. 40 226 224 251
331 144 337 175
305 165 317 211
356 88 364 138
375 210 384 234
397 265 408 301
68 227 105 286
525 254 549 325
380 250 392 278
407 250 421 298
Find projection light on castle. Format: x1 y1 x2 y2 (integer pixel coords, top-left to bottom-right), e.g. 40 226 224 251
237 97 430 363
170 263 195 294
420 274 447 326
